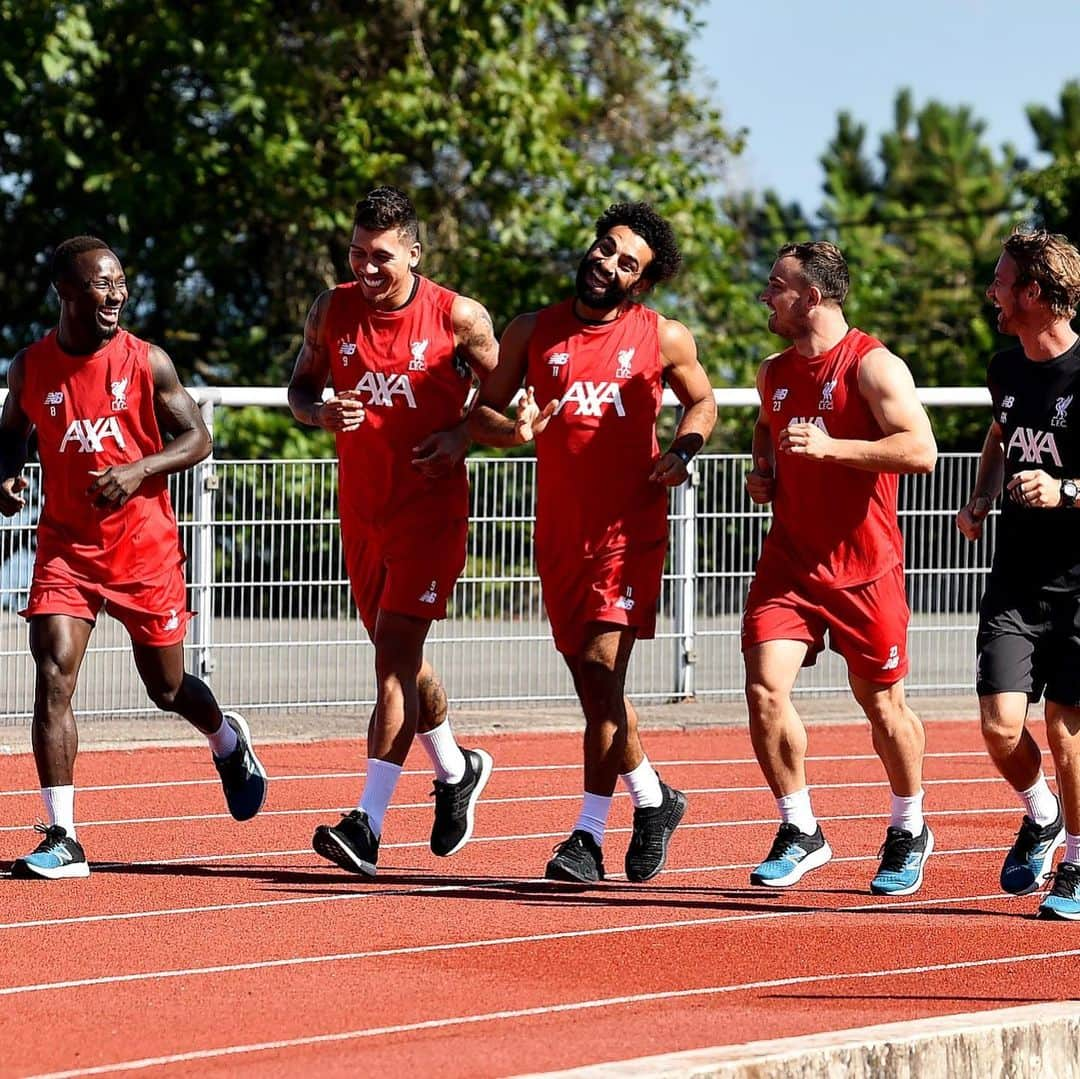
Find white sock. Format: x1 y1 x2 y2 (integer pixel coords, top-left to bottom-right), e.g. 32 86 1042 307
889 789 925 834
416 718 467 784
777 788 816 835
1065 833 1080 866
42 785 76 839
1019 774 1060 826
574 792 612 846
620 756 663 809
207 715 239 759
358 758 402 838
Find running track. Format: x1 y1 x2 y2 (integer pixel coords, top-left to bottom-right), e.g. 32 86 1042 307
2 718 1078 1078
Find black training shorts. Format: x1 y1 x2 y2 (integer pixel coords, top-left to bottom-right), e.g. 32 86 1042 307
976 579 1080 705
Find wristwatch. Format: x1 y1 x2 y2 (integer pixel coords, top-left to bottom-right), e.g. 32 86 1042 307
1061 478 1078 508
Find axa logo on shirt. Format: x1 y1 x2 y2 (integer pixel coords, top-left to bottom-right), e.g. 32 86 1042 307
1053 394 1073 428
771 388 788 412
353 371 417 409
788 415 829 432
409 339 429 371
615 347 635 379
1007 427 1062 467
59 417 126 453
555 380 625 418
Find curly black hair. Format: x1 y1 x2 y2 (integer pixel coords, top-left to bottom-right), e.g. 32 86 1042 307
353 186 419 243
50 235 116 285
594 202 682 285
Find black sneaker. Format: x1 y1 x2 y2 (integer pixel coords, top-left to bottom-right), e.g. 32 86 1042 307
430 747 494 857
213 712 268 821
312 809 379 877
624 780 688 882
11 824 90 880
1001 809 1065 895
545 830 605 883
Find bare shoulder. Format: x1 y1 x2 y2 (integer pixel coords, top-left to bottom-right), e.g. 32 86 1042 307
451 294 494 333
5 348 28 391
501 310 539 351
147 343 184 388
657 313 696 357
858 346 917 393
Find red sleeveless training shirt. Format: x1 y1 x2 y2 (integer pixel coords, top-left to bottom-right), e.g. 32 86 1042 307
526 299 667 553
760 327 903 587
324 276 470 526
19 329 183 583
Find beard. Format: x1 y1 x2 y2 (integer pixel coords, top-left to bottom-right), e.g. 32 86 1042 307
574 257 631 311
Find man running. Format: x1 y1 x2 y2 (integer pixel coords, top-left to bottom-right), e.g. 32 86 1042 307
0 235 267 879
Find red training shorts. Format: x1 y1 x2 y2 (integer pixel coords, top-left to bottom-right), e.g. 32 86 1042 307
537 537 667 656
21 562 192 647
342 513 468 633
741 561 910 684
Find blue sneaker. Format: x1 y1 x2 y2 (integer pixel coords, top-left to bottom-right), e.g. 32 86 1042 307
1001 810 1065 895
750 823 832 887
11 824 89 880
213 712 268 821
1038 861 1080 920
870 825 933 896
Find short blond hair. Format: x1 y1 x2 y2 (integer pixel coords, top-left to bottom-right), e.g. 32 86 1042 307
1004 228 1080 318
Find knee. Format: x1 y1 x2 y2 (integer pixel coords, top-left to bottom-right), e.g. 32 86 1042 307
146 676 184 714
35 658 77 716
745 681 788 726
980 708 1023 755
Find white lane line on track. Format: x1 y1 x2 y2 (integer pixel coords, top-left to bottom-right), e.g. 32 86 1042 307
23 946 1080 1078
0 751 993 797
0 844 1015 932
0 775 1020 833
0 889 1025 998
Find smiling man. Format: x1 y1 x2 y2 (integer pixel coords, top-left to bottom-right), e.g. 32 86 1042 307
467 202 716 884
289 187 498 877
957 228 1080 920
743 240 937 897
0 235 267 879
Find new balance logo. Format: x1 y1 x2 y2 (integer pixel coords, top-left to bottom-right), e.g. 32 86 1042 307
163 610 180 632
110 378 128 412
548 351 569 374
772 388 788 412
45 390 63 417
556 380 625 417
614 586 635 611
818 379 837 411
1002 395 1015 409
615 347 635 379
1053 395 1073 428
1007 427 1062 467
59 417 126 453
409 339 429 371
419 581 438 604
354 371 417 408
882 645 900 671
339 342 356 366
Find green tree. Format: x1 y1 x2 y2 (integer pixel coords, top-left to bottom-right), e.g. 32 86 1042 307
1024 79 1080 238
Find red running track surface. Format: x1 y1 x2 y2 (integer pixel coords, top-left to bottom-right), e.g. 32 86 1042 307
1 719 1078 1078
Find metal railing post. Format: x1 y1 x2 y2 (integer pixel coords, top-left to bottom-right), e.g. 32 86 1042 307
671 459 698 700
189 392 220 682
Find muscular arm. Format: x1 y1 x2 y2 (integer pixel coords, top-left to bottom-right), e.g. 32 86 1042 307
745 356 777 504
0 352 32 516
465 312 539 447
650 317 717 485
780 348 937 473
957 421 1004 539
288 292 364 432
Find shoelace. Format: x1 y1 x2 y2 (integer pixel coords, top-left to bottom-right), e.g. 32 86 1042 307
877 829 916 873
1012 816 1055 860
30 822 68 854
764 823 805 862
1045 862 1080 897
431 777 471 819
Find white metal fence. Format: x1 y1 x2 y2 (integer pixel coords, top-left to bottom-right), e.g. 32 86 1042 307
0 389 993 723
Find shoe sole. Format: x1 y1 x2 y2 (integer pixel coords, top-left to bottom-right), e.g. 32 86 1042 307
1001 828 1066 896
624 788 688 883
312 827 377 877
750 841 833 888
222 711 268 822
870 828 935 896
543 860 602 884
1037 900 1080 921
434 748 493 858
11 859 90 880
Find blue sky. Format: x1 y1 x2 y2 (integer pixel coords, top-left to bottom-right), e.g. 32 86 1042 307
691 0 1080 212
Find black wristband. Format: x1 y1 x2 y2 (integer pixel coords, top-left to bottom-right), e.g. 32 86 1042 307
672 446 693 465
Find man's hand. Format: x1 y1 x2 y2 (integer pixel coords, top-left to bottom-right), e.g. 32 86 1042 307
956 495 994 541
746 456 775 504
0 475 29 517
649 452 689 487
412 427 469 478
778 421 833 459
514 386 557 444
1006 470 1060 509
315 391 366 432
87 464 146 508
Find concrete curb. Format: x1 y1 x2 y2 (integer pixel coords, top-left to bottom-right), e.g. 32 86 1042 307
512 1001 1080 1078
